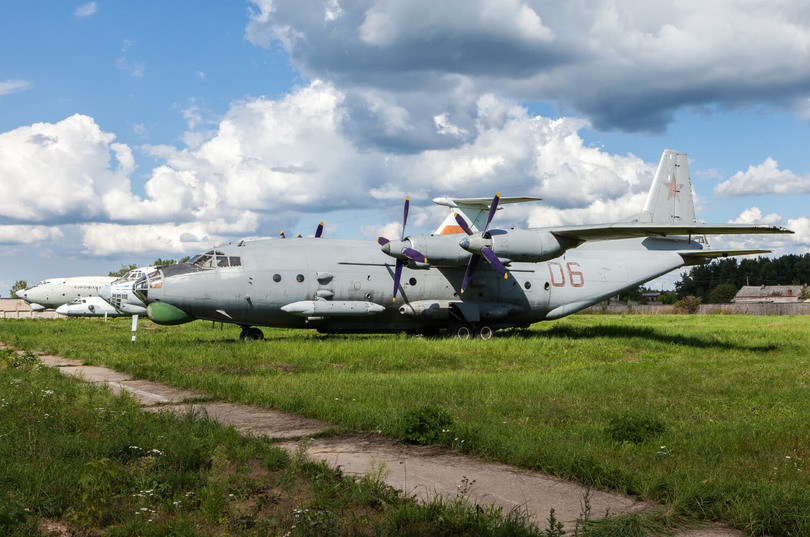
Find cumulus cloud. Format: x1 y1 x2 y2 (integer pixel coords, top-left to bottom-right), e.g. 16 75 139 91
715 158 810 197
1 83 797 258
79 223 222 256
246 0 810 135
74 2 97 17
729 207 784 226
0 114 132 222
0 226 63 245
0 79 31 97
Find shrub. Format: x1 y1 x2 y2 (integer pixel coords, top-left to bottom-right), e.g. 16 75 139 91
400 406 454 445
674 295 701 314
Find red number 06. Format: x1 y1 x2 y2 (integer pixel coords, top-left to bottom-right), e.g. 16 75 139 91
547 262 584 287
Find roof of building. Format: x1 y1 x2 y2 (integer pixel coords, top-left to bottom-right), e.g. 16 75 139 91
734 285 808 302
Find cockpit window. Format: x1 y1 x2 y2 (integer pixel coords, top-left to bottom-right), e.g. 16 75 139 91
189 250 241 269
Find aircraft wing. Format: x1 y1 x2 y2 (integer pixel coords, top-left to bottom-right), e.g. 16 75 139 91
549 223 793 242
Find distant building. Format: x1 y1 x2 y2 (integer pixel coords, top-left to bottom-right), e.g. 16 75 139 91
733 285 808 303
0 298 32 312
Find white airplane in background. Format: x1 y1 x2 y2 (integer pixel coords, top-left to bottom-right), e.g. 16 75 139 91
17 276 117 311
98 266 155 316
56 296 128 317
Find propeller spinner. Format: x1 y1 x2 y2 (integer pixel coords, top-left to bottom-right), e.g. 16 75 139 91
455 192 509 293
377 197 427 302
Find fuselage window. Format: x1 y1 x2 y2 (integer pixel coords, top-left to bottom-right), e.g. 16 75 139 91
229 257 241 267
273 274 282 282
408 277 417 286
217 256 229 268
525 281 532 290
296 274 305 283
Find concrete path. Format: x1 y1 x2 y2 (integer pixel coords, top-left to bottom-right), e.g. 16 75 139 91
8 347 746 536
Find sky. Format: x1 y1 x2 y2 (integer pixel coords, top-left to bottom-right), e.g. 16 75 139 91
2 0 810 294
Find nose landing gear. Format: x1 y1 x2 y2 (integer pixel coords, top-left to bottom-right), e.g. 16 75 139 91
239 326 264 341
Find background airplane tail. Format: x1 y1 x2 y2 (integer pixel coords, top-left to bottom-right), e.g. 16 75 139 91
635 149 696 224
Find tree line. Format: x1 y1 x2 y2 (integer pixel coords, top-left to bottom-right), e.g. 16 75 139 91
674 254 810 302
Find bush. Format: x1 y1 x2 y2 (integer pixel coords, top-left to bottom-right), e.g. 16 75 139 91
674 295 701 314
400 406 454 445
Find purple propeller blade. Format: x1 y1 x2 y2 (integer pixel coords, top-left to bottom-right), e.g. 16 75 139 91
279 231 286 239
403 247 427 263
484 192 500 232
481 246 508 279
454 212 474 235
315 222 324 238
377 237 390 246
401 196 410 240
460 254 480 294
393 259 404 302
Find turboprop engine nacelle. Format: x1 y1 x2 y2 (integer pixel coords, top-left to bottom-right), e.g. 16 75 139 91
385 229 579 267
485 229 580 262
406 234 472 266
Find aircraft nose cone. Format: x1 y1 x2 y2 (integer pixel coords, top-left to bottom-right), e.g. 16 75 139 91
99 284 112 302
55 304 68 315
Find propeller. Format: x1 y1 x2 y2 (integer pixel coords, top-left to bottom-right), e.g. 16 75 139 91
455 192 509 293
280 222 325 239
377 196 427 302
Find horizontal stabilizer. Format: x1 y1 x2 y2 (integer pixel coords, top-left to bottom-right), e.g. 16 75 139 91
678 249 771 261
433 195 541 209
551 223 793 242
433 195 542 235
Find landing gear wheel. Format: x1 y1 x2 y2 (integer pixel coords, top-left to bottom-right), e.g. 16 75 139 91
476 325 494 340
240 327 264 341
447 322 473 339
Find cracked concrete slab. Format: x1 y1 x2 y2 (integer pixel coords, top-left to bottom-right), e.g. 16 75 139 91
147 402 330 439
58 365 133 383
110 380 209 406
279 435 647 526
39 355 84 367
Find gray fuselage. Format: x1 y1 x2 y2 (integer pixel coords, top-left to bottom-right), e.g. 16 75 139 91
140 233 696 333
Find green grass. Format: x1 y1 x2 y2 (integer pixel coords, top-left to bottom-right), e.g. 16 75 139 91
0 347 547 536
1 314 808 536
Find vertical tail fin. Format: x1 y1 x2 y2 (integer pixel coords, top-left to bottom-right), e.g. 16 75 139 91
637 149 696 224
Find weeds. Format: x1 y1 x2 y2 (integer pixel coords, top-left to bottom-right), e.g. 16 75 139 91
400 405 455 445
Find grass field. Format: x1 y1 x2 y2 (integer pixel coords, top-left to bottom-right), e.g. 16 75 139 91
1 314 808 536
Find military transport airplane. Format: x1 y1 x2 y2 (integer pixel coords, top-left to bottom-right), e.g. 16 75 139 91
17 276 117 311
133 149 792 340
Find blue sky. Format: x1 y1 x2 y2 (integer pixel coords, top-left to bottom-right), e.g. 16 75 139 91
2 0 810 293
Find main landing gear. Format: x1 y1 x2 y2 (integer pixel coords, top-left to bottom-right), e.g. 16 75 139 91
239 326 264 341
446 321 494 340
